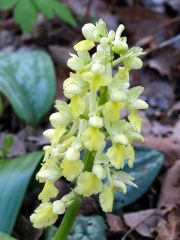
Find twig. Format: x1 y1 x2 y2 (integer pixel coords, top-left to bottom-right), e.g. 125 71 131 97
145 34 180 56
83 0 93 24
121 210 162 240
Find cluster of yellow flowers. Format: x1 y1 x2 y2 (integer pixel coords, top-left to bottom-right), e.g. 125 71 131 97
30 19 148 229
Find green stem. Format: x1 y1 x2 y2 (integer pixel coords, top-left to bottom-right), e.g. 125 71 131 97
54 150 94 240
112 52 133 66
54 195 81 240
99 86 108 106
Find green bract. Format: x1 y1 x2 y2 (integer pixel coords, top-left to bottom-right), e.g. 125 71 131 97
30 19 148 229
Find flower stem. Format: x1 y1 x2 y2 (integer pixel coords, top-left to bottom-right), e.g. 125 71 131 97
54 195 81 240
54 150 94 240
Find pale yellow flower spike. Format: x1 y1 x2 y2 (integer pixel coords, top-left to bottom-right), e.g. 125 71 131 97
31 19 148 229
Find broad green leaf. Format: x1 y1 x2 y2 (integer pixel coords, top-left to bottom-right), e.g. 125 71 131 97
45 216 107 240
0 232 16 240
68 215 107 240
54 2 77 27
14 0 38 32
0 151 43 234
35 0 55 18
0 0 17 10
0 95 4 117
113 147 164 210
0 51 56 126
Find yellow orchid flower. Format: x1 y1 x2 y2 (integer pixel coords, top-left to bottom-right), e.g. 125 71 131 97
82 71 108 92
126 144 135 168
30 202 58 229
99 186 114 212
107 143 126 169
102 101 123 123
128 111 141 133
74 39 95 52
81 126 105 151
61 159 84 181
38 180 58 202
71 95 85 118
76 172 103 196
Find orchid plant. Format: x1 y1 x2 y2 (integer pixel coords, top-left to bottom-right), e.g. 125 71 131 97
30 19 148 239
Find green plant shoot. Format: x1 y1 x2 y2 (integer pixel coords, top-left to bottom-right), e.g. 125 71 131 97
0 0 77 32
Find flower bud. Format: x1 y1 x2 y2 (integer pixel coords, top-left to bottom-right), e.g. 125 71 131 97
65 147 80 161
96 19 107 37
112 133 129 145
43 129 55 139
118 67 129 82
74 39 95 52
108 30 115 41
51 145 64 158
93 165 106 179
113 180 127 194
67 54 84 71
129 57 143 69
49 113 62 128
82 23 98 41
89 116 103 128
53 200 66 215
115 24 125 41
63 77 83 99
91 63 105 75
112 41 128 54
132 99 148 109
110 90 126 102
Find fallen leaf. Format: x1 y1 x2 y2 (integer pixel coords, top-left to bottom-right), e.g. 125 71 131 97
49 45 71 67
144 137 180 167
158 160 180 210
115 6 170 44
147 47 180 78
106 213 127 234
155 205 180 240
142 69 174 115
123 209 158 238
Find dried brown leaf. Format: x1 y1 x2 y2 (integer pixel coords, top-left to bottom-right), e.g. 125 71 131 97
106 213 127 234
115 6 170 44
158 160 180 210
144 137 180 167
155 205 180 240
123 209 158 238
